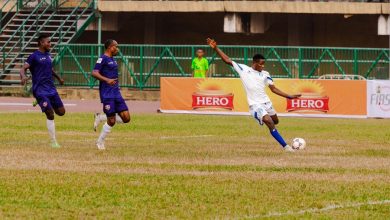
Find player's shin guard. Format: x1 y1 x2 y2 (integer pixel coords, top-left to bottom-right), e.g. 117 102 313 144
270 129 287 148
97 122 112 143
46 119 56 142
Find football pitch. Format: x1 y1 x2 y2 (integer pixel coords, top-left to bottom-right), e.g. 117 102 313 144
0 112 390 219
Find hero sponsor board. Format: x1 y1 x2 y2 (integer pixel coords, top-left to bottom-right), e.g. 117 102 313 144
160 77 367 117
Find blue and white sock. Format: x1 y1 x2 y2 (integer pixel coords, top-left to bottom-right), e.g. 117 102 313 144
270 129 287 147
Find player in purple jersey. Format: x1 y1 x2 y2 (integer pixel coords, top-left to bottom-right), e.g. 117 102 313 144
92 39 131 150
20 34 65 148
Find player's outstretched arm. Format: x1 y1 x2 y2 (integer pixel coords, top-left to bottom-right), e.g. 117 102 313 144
20 63 30 85
92 70 117 86
52 68 64 85
269 85 301 99
207 38 233 66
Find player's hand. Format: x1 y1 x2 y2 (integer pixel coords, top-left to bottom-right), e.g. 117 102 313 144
59 78 65 85
207 38 217 49
20 75 28 85
106 78 117 86
287 94 301 99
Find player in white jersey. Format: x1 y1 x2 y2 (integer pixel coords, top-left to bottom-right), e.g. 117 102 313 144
207 38 301 152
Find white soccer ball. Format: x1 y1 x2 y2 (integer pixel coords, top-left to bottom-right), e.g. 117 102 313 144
292 138 306 150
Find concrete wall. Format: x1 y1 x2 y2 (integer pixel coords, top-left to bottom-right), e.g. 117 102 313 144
76 12 389 48
98 1 390 15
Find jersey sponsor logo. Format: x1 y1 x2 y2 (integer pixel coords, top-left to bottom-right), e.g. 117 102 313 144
191 79 234 110
96 58 103 64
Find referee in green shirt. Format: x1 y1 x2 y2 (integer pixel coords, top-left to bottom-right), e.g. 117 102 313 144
191 48 209 78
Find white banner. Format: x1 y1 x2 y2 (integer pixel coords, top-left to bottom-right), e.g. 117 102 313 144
367 80 390 118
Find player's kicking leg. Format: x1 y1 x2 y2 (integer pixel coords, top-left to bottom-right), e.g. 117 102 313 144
262 115 294 152
251 104 294 152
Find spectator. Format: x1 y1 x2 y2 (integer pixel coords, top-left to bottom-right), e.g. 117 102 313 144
191 48 209 78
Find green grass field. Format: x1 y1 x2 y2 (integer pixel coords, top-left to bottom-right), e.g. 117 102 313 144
0 112 390 219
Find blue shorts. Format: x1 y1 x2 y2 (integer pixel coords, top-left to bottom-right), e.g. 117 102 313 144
36 93 64 112
102 98 129 117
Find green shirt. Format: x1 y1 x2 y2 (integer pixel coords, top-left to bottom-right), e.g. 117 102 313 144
191 57 209 78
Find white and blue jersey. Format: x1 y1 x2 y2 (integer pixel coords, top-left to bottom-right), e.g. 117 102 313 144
232 61 276 120
232 61 274 106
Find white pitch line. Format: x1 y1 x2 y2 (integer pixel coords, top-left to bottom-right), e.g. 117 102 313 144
245 200 390 219
0 102 77 107
160 135 215 139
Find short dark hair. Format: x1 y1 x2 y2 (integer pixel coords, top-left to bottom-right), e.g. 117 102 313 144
253 54 265 62
104 39 115 49
37 34 50 46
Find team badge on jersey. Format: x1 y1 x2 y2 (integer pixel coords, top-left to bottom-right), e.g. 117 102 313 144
104 104 111 111
96 58 103 64
42 102 48 107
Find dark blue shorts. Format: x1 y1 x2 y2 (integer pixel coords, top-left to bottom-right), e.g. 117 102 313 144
36 93 64 113
102 97 129 117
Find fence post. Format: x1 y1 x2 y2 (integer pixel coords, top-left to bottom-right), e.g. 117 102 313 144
298 48 303 78
353 49 358 76
140 45 144 90
17 0 22 12
89 46 95 88
244 47 248 65
59 45 63 80
2 51 5 73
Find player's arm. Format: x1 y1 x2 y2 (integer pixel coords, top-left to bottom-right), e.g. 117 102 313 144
20 63 30 85
207 38 232 66
92 70 117 86
269 84 301 99
52 68 64 85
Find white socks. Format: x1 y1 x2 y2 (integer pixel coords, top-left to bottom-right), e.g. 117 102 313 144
98 114 123 124
97 122 112 143
46 119 56 142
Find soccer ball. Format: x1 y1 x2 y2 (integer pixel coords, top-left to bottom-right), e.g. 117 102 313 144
292 138 306 150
